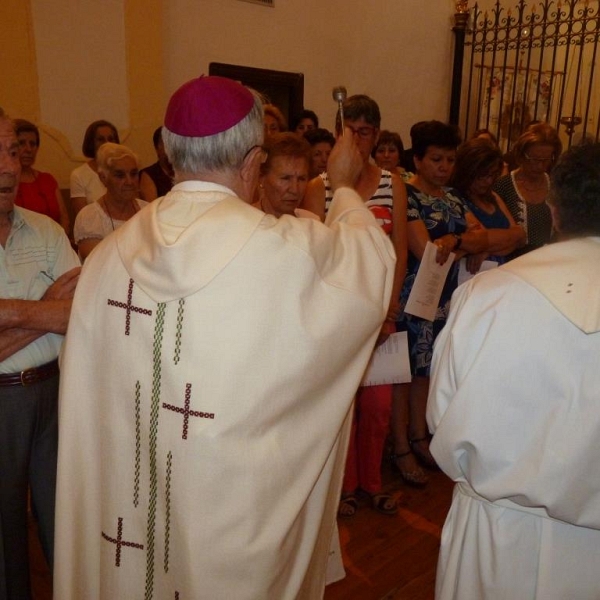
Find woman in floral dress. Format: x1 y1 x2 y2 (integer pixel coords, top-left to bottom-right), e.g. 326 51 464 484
391 121 489 481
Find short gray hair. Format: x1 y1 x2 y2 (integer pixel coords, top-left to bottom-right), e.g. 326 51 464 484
96 142 139 176
162 89 264 175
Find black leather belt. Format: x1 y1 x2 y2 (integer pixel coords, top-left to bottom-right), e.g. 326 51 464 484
0 359 59 387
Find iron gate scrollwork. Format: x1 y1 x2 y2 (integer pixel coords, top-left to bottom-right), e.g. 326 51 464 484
453 0 600 151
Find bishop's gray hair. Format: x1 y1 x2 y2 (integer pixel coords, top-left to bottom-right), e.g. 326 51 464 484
162 89 264 175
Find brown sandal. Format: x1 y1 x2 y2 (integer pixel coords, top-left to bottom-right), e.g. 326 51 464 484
410 436 439 470
370 492 399 516
390 451 428 487
338 494 359 518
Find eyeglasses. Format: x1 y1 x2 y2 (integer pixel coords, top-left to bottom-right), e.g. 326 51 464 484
347 125 376 139
243 145 267 164
524 153 554 163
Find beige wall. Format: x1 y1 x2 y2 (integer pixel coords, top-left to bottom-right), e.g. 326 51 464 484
165 0 457 140
2 0 459 187
2 0 165 187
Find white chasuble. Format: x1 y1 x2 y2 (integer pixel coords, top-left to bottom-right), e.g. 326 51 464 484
54 182 395 599
427 237 600 600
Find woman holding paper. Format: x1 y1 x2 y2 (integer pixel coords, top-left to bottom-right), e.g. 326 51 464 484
304 94 407 515
391 121 488 479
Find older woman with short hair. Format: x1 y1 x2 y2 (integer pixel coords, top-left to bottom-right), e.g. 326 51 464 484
70 120 120 216
73 142 146 260
493 122 562 258
253 132 311 218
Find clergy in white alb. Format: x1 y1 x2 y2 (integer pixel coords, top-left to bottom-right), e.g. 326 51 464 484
53 76 395 600
427 142 600 600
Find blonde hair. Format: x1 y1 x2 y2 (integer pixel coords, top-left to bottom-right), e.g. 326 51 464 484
263 104 287 132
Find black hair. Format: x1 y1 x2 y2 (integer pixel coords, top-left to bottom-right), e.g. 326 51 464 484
410 120 462 159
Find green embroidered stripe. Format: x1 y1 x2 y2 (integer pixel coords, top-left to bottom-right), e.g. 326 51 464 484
145 302 165 600
134 380 141 508
174 298 185 364
164 451 173 573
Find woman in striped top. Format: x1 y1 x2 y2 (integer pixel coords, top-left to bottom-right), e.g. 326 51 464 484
303 94 408 516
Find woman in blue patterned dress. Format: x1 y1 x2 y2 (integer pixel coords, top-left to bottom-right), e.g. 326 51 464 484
390 121 490 479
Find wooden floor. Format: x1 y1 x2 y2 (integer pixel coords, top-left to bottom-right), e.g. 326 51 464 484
324 466 454 600
30 463 454 600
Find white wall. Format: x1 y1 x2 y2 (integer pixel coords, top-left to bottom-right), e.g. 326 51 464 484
31 0 130 159
165 0 458 142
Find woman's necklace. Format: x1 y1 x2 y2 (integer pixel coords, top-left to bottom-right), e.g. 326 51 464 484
103 197 139 231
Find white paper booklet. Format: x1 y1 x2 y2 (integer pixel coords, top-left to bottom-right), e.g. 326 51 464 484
362 331 411 386
404 241 455 322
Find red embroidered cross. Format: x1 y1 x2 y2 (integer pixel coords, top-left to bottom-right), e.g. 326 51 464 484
107 278 152 336
102 517 144 567
162 383 215 440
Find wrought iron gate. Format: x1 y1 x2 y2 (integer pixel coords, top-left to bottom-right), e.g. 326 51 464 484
452 0 600 151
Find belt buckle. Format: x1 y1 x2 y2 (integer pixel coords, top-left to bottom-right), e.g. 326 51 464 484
20 368 32 386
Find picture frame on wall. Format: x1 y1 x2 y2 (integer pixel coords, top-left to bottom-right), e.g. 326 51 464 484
208 62 304 126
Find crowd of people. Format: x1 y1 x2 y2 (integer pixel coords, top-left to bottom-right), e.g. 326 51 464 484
1 76 599 599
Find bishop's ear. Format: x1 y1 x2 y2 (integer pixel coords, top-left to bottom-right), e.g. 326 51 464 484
240 145 265 182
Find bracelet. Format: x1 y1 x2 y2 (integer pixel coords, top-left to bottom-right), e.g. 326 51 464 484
452 233 463 251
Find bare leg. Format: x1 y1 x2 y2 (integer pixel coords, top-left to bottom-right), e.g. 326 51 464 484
408 376 438 469
390 382 427 485
408 376 430 440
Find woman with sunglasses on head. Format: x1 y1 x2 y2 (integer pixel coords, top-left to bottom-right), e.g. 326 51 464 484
452 138 525 265
493 123 562 259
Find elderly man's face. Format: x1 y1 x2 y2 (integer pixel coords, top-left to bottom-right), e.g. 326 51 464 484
0 119 21 217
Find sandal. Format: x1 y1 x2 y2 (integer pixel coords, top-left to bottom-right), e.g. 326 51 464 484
390 451 428 487
338 494 359 518
410 436 439 470
370 492 399 516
